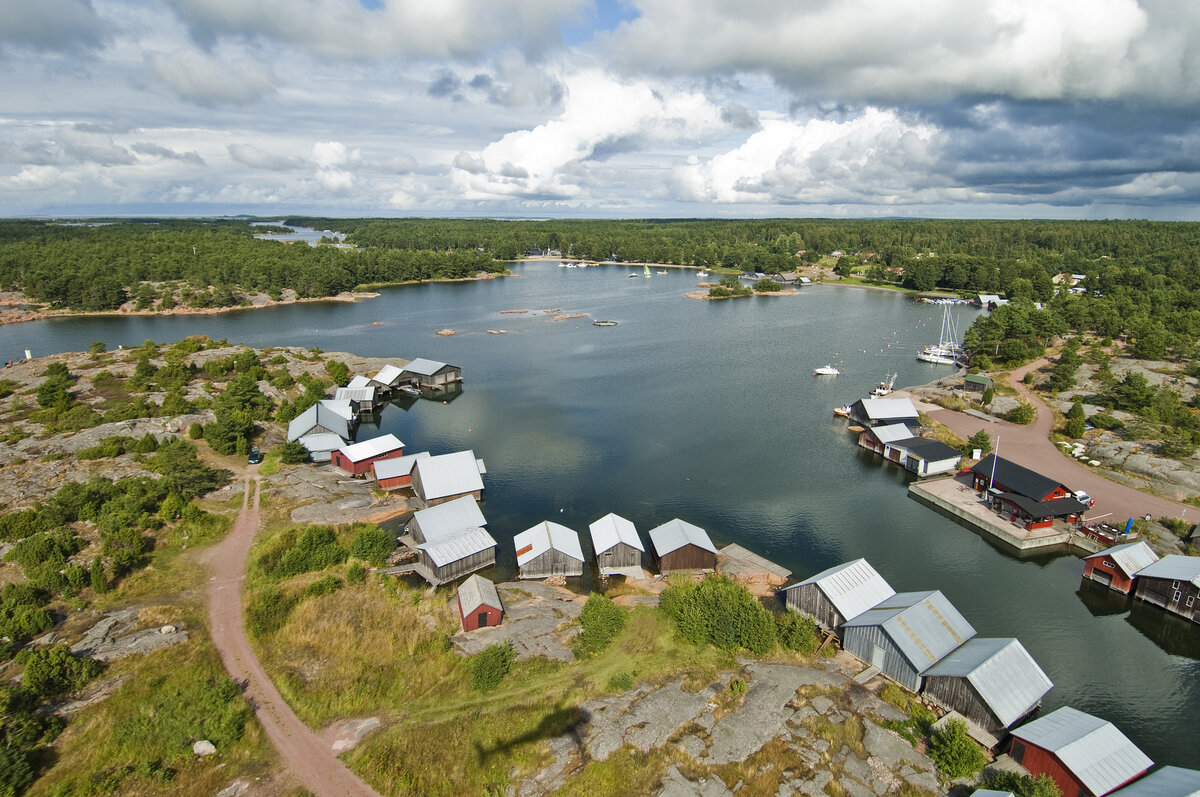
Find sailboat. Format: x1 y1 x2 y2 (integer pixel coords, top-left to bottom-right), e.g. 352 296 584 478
644 265 652 279
917 306 965 365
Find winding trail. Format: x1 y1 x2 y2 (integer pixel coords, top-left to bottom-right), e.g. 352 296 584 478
926 359 1196 524
206 476 379 797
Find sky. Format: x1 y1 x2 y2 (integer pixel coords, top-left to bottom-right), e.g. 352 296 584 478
3 0 1200 219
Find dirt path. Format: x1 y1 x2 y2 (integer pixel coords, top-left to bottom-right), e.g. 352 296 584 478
207 476 379 797
927 359 1196 524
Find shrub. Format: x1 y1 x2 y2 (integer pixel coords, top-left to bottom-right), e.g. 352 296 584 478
1089 413 1123 430
729 678 747 696
247 587 298 637
607 672 634 692
324 360 351 386
1002 403 1037 424
348 524 395 567
21 645 103 698
278 440 310 464
981 770 1062 797
966 429 992 455
268 526 348 579
0 745 34 797
928 718 986 779
303 574 343 599
346 561 367 584
188 422 203 439
0 511 55 543
572 593 627 659
660 574 776 654
471 641 516 693
775 611 819 654
0 587 53 642
753 278 782 292
133 432 160 453
1065 416 1086 439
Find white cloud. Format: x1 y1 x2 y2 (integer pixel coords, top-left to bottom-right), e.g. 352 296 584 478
149 46 274 105
0 0 106 52
227 143 300 171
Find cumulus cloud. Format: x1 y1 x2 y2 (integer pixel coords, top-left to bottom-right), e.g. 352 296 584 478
227 143 300 171
149 47 274 105
0 0 106 52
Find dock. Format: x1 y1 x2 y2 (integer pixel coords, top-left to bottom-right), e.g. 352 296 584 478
909 477 1073 551
717 543 792 591
376 560 445 586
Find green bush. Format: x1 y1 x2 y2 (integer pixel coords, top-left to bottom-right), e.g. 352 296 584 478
966 429 992 455
981 770 1062 797
346 561 367 584
188 422 203 439
20 645 103 698
607 672 634 692
246 587 298 637
1065 416 1086 439
572 593 627 659
471 641 516 693
278 440 310 464
729 678 747 696
1089 413 1123 430
928 718 986 779
1001 403 1037 424
261 526 348 579
133 432 160 453
347 524 395 567
77 435 134 460
0 585 53 642
753 278 782 292
0 745 34 797
775 611 819 654
660 574 776 654
0 511 55 543
302 574 343 600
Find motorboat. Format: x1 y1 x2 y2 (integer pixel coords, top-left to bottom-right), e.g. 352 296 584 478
813 364 841 376
870 373 897 396
833 404 852 417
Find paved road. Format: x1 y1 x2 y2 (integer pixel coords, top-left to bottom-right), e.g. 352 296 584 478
206 477 379 797
927 359 1196 525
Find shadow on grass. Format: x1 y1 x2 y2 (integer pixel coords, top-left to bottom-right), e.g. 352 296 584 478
473 704 586 763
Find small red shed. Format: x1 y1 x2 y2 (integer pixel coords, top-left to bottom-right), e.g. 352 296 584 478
372 451 430 490
331 434 405 477
457 574 503 632
1083 540 1159 595
1009 706 1152 797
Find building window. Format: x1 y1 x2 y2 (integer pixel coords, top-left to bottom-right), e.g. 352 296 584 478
1174 591 1182 603
1187 596 1195 608
1173 580 1181 589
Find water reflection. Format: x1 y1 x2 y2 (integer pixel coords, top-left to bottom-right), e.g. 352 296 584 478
1075 577 1133 618
1126 600 1200 659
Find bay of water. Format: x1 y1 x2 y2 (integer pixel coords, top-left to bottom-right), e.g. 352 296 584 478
1 262 1196 767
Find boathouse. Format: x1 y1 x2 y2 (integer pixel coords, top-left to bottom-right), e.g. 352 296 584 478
841 590 976 693
858 423 913 456
401 358 462 390
1083 541 1159 595
373 451 430 490
296 432 344 463
457 574 503 632
409 495 487 544
318 398 355 423
286 403 350 443
347 374 372 390
992 493 1087 530
333 385 379 414
963 374 993 394
411 450 486 506
1132 555 1200 623
921 637 1053 746
589 513 644 574
1109 766 1200 797
970 455 1071 501
648 519 718 573
370 364 406 393
1008 706 1152 797
892 438 963 477
848 397 920 428
416 528 497 584
331 434 405 477
781 558 895 636
514 521 584 579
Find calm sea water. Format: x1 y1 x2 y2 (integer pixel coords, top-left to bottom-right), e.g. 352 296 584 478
1 261 1196 767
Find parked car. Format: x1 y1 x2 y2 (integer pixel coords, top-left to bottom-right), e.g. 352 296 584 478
247 446 263 465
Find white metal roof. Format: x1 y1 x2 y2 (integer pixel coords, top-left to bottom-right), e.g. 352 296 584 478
347 374 372 389
458 574 502 616
860 397 919 421
334 386 376 403
418 528 496 567
785 558 896 623
286 403 349 442
514 521 584 566
337 433 404 463
373 364 405 386
842 590 976 671
318 398 355 421
872 423 916 444
1011 706 1152 796
372 451 430 480
403 357 450 376
411 496 487 543
589 513 644 555
648 518 716 556
1084 541 1160 579
413 450 485 500
1108 766 1200 797
1135 554 1200 587
922 638 1053 728
297 432 344 453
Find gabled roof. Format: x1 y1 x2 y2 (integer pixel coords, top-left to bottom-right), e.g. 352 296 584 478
318 398 355 421
842 590 976 672
782 558 896 624
373 364 405 386
964 374 993 386
373 451 430 480
347 374 372 389
337 433 404 463
997 493 1086 520
297 432 344 454
458 573 502 615
922 638 1053 727
857 397 919 421
589 513 644 555
898 438 963 462
1108 766 1200 797
971 454 1067 501
870 424 915 445
1084 541 1160 579
648 519 717 557
413 450 485 500
1011 706 1152 796
418 528 496 567
514 521 584 566
404 357 453 376
286 403 349 442
411 496 487 543
1135 554 1200 587
334 386 376 403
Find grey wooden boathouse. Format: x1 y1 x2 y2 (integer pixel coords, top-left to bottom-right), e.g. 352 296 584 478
514 521 584 579
781 558 895 636
401 358 463 390
415 528 497 584
588 513 644 573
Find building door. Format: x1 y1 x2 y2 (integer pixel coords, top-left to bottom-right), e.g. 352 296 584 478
478 612 489 628
870 645 886 669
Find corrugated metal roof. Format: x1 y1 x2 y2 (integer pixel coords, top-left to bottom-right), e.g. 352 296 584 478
458 574 502 616
842 590 976 671
318 398 355 421
334 386 376 403
418 528 496 567
338 433 404 463
860 397 919 420
785 559 896 623
404 357 450 376
1084 541 1160 579
411 496 487 543
513 521 584 566
1108 765 1200 797
373 364 404 385
286 403 350 442
648 518 716 556
872 424 915 444
373 451 430 480
347 374 372 389
1011 706 1152 796
297 432 344 453
589 513 644 555
897 438 963 462
413 450 484 500
922 638 1053 728
1136 554 1200 587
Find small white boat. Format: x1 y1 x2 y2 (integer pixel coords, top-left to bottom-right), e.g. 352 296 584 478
657 270 668 275
813 364 841 376
833 404 852 417
870 373 898 397
697 269 710 278
397 385 420 397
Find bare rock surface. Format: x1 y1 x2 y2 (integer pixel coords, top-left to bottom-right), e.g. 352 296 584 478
69 609 188 662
